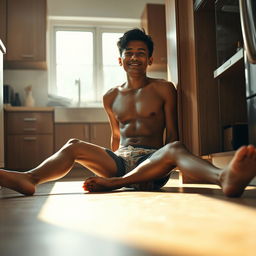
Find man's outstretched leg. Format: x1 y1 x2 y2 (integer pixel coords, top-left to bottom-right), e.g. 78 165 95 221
83 142 256 197
0 139 118 196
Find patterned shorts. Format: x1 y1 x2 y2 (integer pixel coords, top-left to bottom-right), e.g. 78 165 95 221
105 145 170 190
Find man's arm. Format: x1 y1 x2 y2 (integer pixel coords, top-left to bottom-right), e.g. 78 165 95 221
103 89 120 151
162 82 179 144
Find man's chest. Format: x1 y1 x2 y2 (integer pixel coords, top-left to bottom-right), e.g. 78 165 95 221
112 90 164 121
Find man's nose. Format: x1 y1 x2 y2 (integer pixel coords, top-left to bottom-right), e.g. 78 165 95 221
130 53 138 60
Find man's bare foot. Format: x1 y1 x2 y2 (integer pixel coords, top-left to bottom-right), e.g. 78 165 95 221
220 145 256 197
83 176 123 192
0 169 36 196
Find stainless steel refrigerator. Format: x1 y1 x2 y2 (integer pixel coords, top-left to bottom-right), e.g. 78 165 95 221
240 0 256 145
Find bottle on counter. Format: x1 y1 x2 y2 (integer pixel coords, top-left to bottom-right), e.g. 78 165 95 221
13 93 21 106
24 85 35 107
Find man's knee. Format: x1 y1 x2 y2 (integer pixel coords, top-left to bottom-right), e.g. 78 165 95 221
166 141 184 150
63 138 83 156
66 138 81 145
162 141 185 160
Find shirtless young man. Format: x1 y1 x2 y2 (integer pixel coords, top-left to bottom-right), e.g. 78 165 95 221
0 28 256 197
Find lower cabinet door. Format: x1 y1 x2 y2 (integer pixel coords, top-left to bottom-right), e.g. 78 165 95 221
89 123 111 149
54 123 90 152
6 134 53 171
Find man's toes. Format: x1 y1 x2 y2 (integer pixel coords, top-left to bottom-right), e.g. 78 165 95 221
247 145 256 158
235 146 247 161
83 184 93 191
84 177 96 185
85 177 93 182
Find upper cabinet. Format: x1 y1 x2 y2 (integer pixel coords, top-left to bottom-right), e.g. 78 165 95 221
141 4 167 72
2 0 47 69
0 0 6 46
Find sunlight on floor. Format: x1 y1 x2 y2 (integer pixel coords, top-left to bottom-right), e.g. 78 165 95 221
37 181 256 256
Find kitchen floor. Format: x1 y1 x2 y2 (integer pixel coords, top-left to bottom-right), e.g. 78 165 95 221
1 169 256 256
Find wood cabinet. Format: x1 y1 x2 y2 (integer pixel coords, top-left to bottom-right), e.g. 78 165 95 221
0 0 6 46
54 123 111 152
195 0 247 154
141 4 167 72
3 0 47 69
0 41 5 168
165 0 247 155
5 109 54 170
165 0 201 155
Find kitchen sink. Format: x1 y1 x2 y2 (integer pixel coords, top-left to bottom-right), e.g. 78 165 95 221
54 107 108 123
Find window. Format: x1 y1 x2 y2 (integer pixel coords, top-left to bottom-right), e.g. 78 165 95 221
56 30 94 102
102 32 125 98
48 19 138 105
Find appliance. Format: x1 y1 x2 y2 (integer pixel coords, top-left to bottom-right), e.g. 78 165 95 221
223 124 248 151
0 40 5 168
239 0 256 146
3 84 14 105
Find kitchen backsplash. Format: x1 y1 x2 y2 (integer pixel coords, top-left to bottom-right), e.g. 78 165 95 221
3 70 48 107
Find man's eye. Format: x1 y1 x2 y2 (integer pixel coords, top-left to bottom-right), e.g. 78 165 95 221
124 52 132 57
138 52 146 57
123 52 146 57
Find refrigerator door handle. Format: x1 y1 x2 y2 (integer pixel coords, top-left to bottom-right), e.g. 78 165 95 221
239 0 256 64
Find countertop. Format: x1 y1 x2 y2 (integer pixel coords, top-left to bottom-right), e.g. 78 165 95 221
4 105 54 112
54 106 108 123
4 105 109 122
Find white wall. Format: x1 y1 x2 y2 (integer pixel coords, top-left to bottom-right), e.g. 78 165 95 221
4 0 166 107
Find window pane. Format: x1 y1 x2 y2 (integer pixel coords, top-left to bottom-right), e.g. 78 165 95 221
56 31 94 102
102 33 126 93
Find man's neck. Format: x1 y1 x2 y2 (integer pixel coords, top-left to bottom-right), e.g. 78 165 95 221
126 75 149 89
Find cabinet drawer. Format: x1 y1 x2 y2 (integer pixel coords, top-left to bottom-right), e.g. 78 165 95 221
6 134 53 170
6 112 53 134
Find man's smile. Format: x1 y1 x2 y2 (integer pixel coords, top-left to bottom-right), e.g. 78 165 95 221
128 62 141 66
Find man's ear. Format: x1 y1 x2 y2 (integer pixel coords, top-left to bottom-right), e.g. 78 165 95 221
118 57 123 66
148 57 153 65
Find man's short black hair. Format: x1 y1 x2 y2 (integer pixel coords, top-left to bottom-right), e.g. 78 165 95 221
117 28 154 57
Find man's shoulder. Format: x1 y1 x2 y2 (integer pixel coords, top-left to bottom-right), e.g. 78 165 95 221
104 86 119 96
103 86 120 106
149 78 176 91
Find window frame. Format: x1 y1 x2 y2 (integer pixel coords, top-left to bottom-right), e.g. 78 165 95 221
48 17 139 103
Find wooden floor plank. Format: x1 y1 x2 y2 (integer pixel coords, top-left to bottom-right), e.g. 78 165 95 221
1 173 256 256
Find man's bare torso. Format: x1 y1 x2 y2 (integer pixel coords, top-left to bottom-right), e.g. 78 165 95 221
104 78 177 149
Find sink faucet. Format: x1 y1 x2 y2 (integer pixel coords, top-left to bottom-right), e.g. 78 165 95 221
75 78 81 107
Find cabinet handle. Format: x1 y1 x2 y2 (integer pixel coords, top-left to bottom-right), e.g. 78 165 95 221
84 125 90 141
23 137 37 141
222 60 231 69
23 117 37 122
21 54 35 59
23 128 37 132
91 126 97 139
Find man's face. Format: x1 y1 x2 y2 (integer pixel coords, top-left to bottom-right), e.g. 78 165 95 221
119 40 153 74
